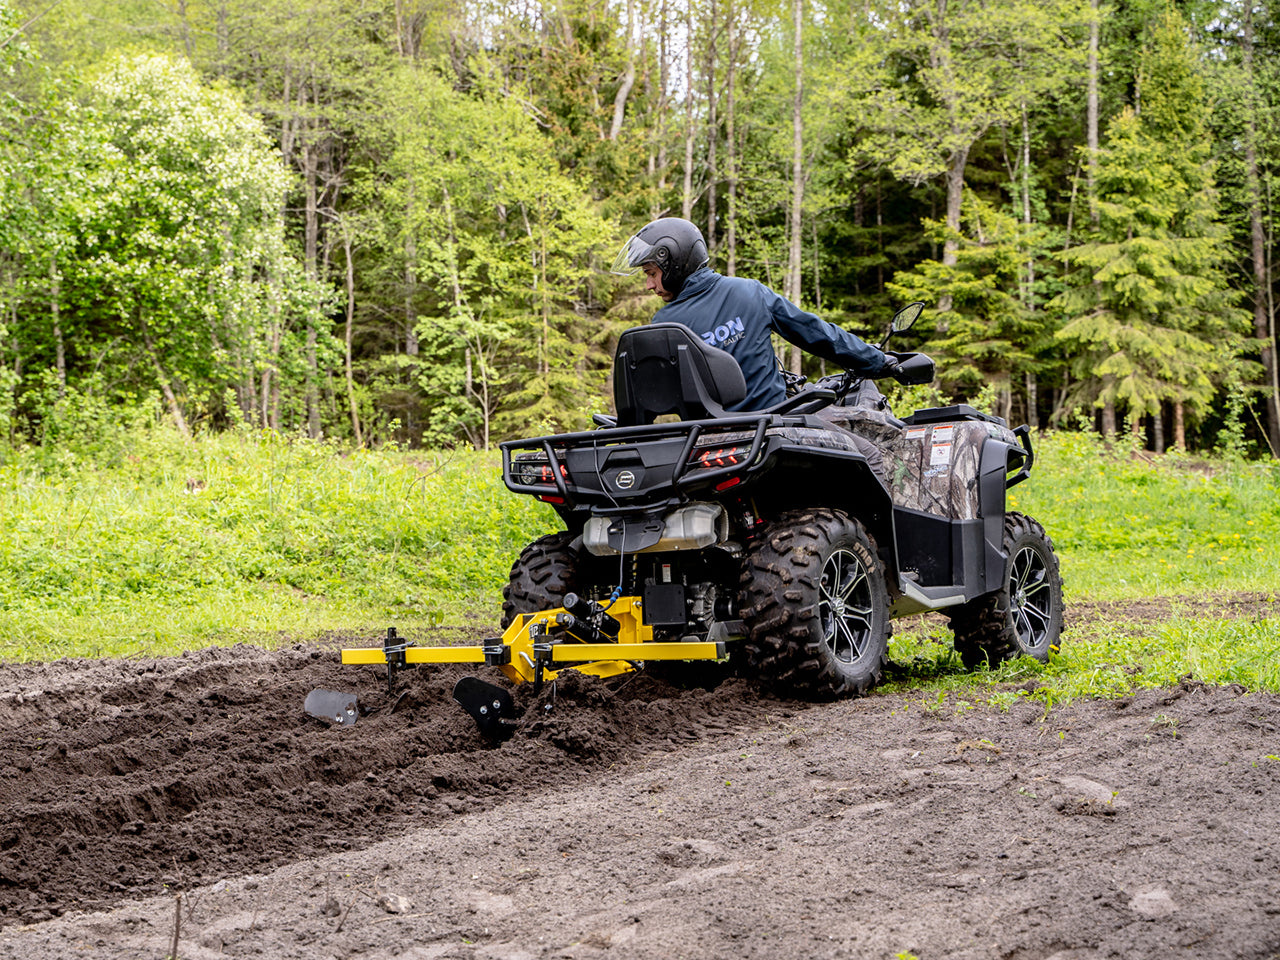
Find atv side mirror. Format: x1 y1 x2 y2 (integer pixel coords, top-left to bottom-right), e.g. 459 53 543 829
892 302 925 333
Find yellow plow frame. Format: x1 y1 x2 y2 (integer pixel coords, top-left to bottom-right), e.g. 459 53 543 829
341 596 726 688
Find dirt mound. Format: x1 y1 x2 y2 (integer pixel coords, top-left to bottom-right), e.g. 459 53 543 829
0 641 780 929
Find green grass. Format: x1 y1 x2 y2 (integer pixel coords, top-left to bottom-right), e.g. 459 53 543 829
0 428 559 660
1007 431 1280 599
885 608 1280 709
1 427 1277 706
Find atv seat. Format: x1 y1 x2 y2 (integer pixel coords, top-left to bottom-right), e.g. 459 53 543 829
614 323 748 426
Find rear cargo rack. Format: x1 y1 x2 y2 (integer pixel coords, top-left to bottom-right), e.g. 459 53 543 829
501 415 771 503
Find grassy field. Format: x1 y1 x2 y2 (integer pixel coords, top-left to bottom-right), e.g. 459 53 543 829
888 430 1280 703
1 426 1277 699
0 429 559 660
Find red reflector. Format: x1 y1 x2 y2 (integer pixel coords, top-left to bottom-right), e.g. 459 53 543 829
538 495 566 504
714 477 741 491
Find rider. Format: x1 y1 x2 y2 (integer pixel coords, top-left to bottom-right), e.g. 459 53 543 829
611 217 899 412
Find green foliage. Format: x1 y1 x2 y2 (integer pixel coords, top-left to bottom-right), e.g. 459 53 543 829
887 193 1049 398
352 60 614 447
1052 12 1250 431
1008 431 1280 598
2 427 1275 692
889 610 1280 709
0 0 1277 455
853 0 1093 184
0 50 330 439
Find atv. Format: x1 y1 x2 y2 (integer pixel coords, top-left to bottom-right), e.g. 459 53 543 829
332 303 1063 736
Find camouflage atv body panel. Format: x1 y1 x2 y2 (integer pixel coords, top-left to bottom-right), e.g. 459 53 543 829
885 420 1018 520
818 390 1017 522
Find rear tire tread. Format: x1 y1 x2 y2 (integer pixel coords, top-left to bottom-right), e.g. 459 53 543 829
501 532 580 628
739 508 890 699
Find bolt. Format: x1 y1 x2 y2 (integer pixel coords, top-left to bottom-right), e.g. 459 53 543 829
479 705 488 715
333 715 343 723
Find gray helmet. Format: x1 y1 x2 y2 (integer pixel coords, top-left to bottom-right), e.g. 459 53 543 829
611 217 709 296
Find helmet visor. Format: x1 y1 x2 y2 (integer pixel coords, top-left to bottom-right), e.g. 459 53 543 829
610 235 657 277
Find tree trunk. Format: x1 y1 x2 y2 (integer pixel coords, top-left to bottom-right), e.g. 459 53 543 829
811 218 822 313
1153 403 1165 454
400 178 420 357
263 70 297 433
1243 1 1280 456
704 0 718 253
1270 293 1280 458
786 0 804 376
6 299 16 444
304 146 322 439
342 227 362 445
50 259 65 397
1101 398 1116 438
300 76 323 440
609 0 637 141
1050 371 1070 428
175 0 193 60
935 143 970 318
681 3 696 220
261 269 284 432
725 0 737 275
143 329 191 440
1020 102 1035 308
215 1 229 74
655 0 671 201
877 177 885 295
541 219 550 377
1173 400 1186 452
1086 0 1099 227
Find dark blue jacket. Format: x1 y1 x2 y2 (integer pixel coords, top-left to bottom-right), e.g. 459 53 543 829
654 267 889 411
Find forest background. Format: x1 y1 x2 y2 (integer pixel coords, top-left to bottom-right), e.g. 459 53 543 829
1 0 1279 458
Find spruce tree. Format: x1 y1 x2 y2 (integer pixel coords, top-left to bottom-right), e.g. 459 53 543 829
887 193 1047 418
1051 9 1248 449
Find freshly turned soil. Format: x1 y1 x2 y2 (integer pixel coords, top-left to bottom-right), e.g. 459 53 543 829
1 594 1277 959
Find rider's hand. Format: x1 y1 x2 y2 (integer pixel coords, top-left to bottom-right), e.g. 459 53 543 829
878 355 901 381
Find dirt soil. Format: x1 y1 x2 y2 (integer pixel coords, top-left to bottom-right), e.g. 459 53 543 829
1 595 1279 960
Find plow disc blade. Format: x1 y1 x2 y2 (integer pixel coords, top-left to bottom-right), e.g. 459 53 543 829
304 689 359 726
453 677 519 740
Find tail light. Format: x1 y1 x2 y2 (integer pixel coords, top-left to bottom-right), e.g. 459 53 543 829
511 451 569 486
689 445 753 470
687 430 756 472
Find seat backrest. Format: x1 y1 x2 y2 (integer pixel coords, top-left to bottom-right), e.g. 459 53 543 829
613 323 747 426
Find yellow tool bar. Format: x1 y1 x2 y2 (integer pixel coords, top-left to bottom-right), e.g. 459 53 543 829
548 641 724 662
341 646 489 665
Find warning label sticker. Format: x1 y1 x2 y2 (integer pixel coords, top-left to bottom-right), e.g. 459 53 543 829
931 425 955 443
930 442 953 466
905 427 928 440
